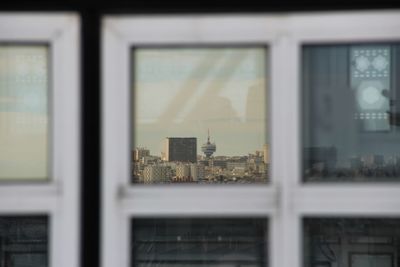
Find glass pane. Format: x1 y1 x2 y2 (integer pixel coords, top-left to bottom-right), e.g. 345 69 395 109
131 218 267 266
303 218 400 267
302 44 400 182
0 216 48 267
131 47 269 184
0 45 49 180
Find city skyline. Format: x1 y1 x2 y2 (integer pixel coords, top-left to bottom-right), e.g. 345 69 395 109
132 137 269 184
134 136 268 158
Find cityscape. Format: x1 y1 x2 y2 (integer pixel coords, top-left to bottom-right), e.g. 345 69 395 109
132 131 269 184
305 146 400 181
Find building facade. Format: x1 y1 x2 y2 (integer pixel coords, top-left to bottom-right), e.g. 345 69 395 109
142 165 171 183
164 137 197 163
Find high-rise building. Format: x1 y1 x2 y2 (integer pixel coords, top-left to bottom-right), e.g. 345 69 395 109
164 137 197 163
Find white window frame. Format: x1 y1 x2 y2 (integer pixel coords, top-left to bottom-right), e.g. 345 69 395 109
0 13 81 267
102 11 400 267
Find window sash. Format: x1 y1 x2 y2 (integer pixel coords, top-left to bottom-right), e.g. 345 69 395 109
102 11 400 267
0 13 80 267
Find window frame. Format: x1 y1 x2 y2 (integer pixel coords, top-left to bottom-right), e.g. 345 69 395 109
102 11 400 267
0 13 81 267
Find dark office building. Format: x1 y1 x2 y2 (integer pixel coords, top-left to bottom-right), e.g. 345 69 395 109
164 137 197 163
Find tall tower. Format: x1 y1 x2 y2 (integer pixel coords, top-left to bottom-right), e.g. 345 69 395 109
201 129 216 158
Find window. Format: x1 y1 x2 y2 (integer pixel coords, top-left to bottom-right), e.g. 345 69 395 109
0 13 80 267
131 218 267 266
103 15 275 267
303 218 400 267
102 11 400 267
0 216 48 267
303 43 400 182
0 45 49 181
132 47 269 184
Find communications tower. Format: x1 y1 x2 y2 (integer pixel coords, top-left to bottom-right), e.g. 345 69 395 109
201 129 216 158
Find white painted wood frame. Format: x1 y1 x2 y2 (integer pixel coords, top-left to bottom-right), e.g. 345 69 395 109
0 13 81 267
102 10 400 267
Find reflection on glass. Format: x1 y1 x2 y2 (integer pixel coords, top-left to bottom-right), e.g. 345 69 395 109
0 45 48 180
131 48 268 184
302 44 400 182
0 216 48 267
303 218 400 267
131 218 267 266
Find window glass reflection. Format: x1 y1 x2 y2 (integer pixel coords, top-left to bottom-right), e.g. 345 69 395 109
0 45 49 180
302 44 400 182
303 218 400 267
131 218 267 266
132 48 269 184
0 216 48 267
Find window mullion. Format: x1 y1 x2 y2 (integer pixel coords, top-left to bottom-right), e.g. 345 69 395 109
271 30 302 267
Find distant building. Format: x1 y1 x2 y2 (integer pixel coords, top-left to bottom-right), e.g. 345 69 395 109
132 148 150 162
198 159 209 167
263 144 269 164
210 160 227 169
164 137 197 163
143 165 171 183
176 164 191 179
175 163 205 182
226 162 248 171
350 157 362 169
362 154 384 167
232 167 246 176
259 163 268 174
142 155 159 165
304 146 337 171
190 164 205 181
387 155 400 167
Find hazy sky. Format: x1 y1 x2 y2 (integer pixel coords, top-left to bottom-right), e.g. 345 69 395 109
0 46 48 179
132 48 268 156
